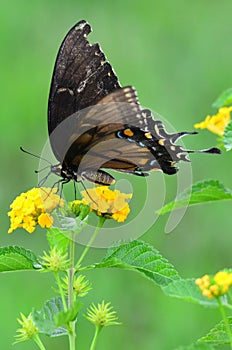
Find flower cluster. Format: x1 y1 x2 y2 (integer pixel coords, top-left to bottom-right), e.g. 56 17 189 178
40 247 69 272
8 188 63 234
62 274 92 297
15 313 38 343
195 271 232 299
86 301 120 327
194 106 232 136
8 186 132 234
72 186 132 223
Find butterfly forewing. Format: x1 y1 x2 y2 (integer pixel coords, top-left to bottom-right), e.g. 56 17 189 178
48 20 120 161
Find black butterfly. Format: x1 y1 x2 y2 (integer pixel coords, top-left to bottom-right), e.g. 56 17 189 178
47 20 220 187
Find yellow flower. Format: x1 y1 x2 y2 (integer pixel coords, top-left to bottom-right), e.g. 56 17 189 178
214 271 232 293
62 274 92 297
195 271 232 299
38 213 53 228
40 246 69 272
86 301 120 327
81 186 132 222
15 313 38 343
8 188 63 234
112 204 130 223
194 106 232 136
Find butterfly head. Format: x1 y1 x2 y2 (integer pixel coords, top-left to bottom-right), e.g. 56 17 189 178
50 163 76 182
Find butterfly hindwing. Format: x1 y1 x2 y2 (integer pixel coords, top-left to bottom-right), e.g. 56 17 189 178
60 87 188 177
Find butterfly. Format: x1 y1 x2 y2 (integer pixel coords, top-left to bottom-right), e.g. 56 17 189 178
47 20 220 188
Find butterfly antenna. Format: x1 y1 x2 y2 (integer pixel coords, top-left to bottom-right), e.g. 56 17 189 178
35 165 51 174
20 147 53 165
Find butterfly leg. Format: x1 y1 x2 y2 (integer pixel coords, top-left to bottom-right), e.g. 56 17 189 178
73 181 77 200
38 179 63 202
59 178 71 198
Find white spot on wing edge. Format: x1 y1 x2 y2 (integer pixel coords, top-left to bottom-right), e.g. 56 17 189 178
150 159 157 166
75 21 87 31
57 87 74 96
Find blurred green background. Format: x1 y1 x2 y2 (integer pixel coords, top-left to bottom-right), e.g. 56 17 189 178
1 0 232 349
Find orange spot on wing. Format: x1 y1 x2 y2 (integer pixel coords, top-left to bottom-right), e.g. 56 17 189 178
158 139 165 146
139 158 147 165
145 132 152 139
124 128 134 137
151 167 160 171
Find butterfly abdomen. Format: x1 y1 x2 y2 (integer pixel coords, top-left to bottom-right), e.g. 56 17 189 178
81 169 115 185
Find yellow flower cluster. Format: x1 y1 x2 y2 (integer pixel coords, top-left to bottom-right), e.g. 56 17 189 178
77 186 132 223
15 313 38 343
62 274 92 297
41 247 69 272
8 188 63 234
195 271 232 299
194 106 232 136
86 301 120 327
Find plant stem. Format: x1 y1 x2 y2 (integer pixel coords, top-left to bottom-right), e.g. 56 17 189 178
54 272 67 312
75 217 105 269
68 232 76 350
217 297 232 348
89 325 101 350
33 334 46 350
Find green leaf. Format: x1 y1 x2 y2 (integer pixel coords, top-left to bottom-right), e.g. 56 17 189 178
162 278 224 307
223 120 232 151
54 300 82 327
47 228 70 253
198 317 232 345
158 180 232 215
94 240 180 286
175 343 216 350
0 246 41 272
32 297 68 337
212 88 232 108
